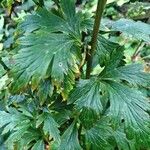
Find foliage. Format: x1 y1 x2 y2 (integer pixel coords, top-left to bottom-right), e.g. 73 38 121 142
0 0 150 150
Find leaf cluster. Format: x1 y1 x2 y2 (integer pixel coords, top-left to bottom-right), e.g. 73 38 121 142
0 0 150 150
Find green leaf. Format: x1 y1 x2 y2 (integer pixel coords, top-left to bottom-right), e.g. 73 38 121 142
0 111 12 128
36 112 60 143
85 117 113 150
5 125 30 148
104 64 150 86
105 81 150 145
60 0 75 21
11 32 78 92
79 108 99 129
96 35 121 66
106 48 125 70
18 130 41 150
59 121 82 150
37 79 54 105
111 19 150 42
0 109 30 133
0 109 41 149
60 0 80 36
19 7 80 37
99 46 125 76
19 8 65 33
0 108 34 149
53 109 71 126
69 78 103 114
31 140 45 150
0 64 5 78
113 129 136 150
12 6 81 94
61 68 77 100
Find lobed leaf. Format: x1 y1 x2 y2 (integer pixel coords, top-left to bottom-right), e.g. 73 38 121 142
19 8 66 33
0 64 5 78
18 130 41 150
36 112 60 143
69 78 103 114
11 3 81 94
60 0 76 22
85 117 113 150
113 129 136 150
96 35 121 66
104 63 150 86
11 32 78 92
37 80 54 105
111 19 150 42
105 81 150 144
59 121 82 150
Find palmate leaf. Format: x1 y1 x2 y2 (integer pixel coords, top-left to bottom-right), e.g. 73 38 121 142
101 48 150 87
60 0 75 21
85 117 113 150
111 19 150 42
104 63 150 86
99 48 150 147
59 121 82 150
11 32 79 92
101 49 150 146
11 1 81 93
79 108 99 129
0 109 32 149
36 112 60 143
105 82 150 128
19 8 66 33
20 1 80 35
95 35 121 66
0 108 44 149
18 130 41 150
69 78 103 114
6 125 30 149
113 129 136 150
0 109 31 133
60 0 80 36
85 117 135 150
96 35 120 59
70 43 150 147
82 80 150 148
104 81 150 147
93 35 125 69
68 78 102 129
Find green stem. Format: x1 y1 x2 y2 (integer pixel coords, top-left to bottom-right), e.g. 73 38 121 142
86 0 107 79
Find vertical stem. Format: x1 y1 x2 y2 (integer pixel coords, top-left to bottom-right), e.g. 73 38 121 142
86 0 107 78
